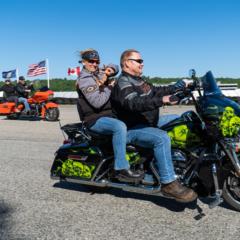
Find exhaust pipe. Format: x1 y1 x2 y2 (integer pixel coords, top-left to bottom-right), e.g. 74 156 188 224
52 176 163 196
105 180 162 195
51 176 107 187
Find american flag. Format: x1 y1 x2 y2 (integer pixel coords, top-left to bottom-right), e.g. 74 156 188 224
27 60 47 77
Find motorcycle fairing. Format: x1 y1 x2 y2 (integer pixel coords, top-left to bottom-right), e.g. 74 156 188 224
198 72 240 138
199 95 240 118
201 71 222 96
219 107 240 137
199 71 240 117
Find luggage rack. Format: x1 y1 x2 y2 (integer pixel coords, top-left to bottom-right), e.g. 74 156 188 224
60 122 112 144
61 122 92 142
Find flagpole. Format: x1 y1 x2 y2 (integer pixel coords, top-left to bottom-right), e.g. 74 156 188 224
16 68 19 82
46 58 50 88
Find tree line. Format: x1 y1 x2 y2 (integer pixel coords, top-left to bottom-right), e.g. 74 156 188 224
1 76 240 91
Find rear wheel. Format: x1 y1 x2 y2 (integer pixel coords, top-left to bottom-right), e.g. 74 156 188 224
45 108 59 121
223 174 240 211
7 113 20 120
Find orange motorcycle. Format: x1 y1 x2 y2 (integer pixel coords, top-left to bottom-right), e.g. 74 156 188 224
0 89 59 121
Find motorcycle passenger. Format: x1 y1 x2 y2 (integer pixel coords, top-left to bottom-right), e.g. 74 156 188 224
76 48 142 183
0 79 20 113
111 49 197 202
15 76 32 113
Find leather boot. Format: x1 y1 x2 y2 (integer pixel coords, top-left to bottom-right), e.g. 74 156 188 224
161 180 197 203
115 169 143 183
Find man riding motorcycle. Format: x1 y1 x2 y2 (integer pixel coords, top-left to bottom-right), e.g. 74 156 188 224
111 49 197 202
0 79 20 112
15 76 33 113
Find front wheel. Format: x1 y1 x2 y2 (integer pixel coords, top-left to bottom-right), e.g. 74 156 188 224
223 174 240 211
45 108 59 121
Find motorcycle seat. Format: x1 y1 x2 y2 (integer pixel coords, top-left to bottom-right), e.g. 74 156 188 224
61 122 112 143
61 122 85 133
87 129 112 141
61 123 143 152
84 129 141 153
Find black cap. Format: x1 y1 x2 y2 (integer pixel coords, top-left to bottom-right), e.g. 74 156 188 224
19 76 25 81
5 79 11 82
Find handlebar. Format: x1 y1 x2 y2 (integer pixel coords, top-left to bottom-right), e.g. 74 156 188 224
166 72 201 106
170 81 197 105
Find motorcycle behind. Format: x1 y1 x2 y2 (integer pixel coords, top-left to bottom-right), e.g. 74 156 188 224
0 88 59 121
50 70 240 211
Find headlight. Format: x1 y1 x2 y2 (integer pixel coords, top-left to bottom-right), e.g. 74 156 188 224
48 94 54 100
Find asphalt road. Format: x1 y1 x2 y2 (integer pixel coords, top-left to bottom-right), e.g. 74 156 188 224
0 105 239 240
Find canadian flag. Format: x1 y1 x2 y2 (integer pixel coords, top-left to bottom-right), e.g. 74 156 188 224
68 67 81 76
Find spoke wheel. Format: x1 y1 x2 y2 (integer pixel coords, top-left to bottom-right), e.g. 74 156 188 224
223 174 240 211
45 108 59 121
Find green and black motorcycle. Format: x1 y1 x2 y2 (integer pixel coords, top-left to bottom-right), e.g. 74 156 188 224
51 70 240 211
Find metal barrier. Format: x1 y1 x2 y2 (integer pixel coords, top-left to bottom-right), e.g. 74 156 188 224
1 83 240 104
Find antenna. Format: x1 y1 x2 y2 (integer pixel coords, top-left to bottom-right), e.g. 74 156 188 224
58 120 66 140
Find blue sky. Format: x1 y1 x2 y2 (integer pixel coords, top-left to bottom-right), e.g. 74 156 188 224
0 0 240 79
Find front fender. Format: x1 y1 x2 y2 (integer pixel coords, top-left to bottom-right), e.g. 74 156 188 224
45 102 58 108
41 102 59 117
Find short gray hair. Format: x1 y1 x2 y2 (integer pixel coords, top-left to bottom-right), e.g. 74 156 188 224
120 49 139 68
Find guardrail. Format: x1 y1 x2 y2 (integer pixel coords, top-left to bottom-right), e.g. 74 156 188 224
52 86 240 104
1 83 240 104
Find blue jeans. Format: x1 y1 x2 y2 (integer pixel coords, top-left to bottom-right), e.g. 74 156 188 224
157 114 179 128
90 117 130 170
18 97 30 112
126 114 179 184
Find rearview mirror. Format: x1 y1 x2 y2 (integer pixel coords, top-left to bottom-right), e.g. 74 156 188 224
189 69 196 78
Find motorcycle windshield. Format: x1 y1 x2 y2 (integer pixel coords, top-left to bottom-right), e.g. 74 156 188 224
201 71 222 96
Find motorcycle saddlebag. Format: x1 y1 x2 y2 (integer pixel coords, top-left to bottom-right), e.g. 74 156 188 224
0 102 15 114
51 144 103 180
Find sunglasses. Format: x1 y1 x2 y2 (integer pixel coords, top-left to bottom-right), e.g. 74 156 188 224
128 59 144 64
105 68 114 73
88 59 100 64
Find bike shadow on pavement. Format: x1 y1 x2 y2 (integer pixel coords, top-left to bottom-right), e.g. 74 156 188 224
199 196 238 212
0 200 13 239
2 116 42 121
53 181 198 213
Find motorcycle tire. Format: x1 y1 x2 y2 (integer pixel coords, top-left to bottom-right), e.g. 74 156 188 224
222 174 240 211
7 114 20 120
45 108 59 121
